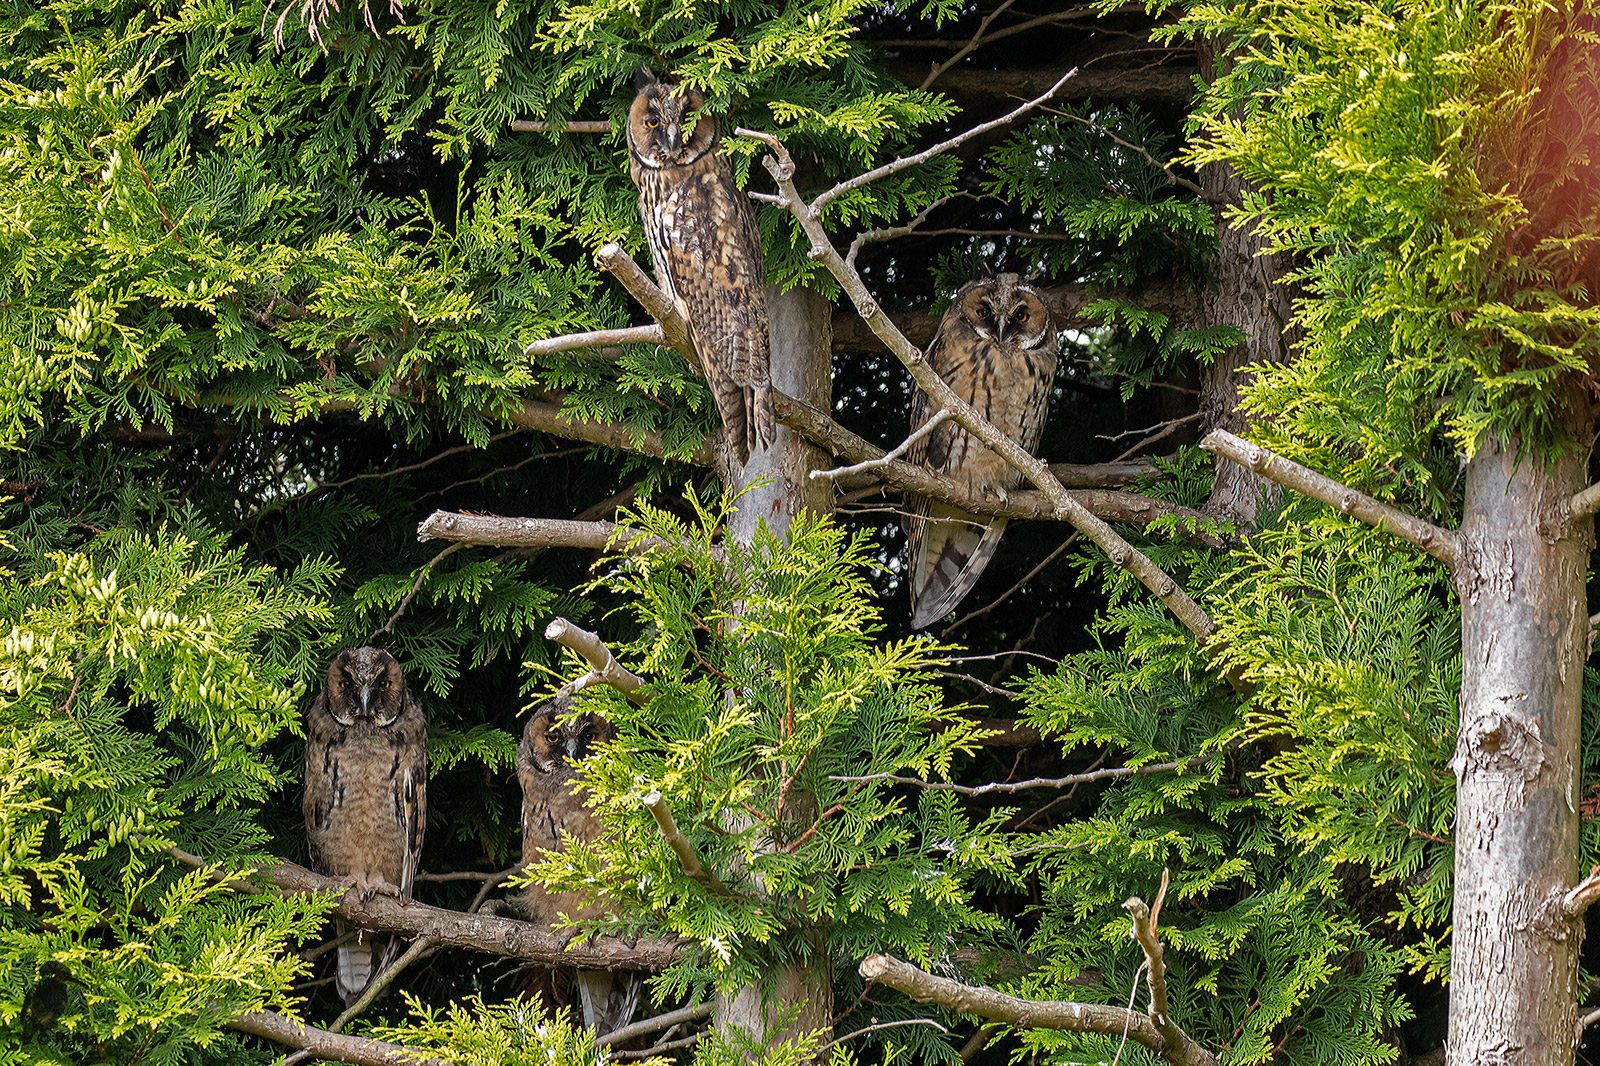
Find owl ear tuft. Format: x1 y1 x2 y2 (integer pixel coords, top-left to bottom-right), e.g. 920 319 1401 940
635 67 661 92
971 258 995 281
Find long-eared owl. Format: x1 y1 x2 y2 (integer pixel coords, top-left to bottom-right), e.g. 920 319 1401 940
516 696 640 1036
906 268 1058 629
626 68 775 464
303 646 427 1007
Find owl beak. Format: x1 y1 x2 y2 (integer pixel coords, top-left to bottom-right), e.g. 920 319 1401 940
665 124 681 151
359 685 373 713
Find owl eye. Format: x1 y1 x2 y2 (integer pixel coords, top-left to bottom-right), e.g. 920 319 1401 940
380 678 390 688
646 118 659 128
1018 311 1029 324
548 729 563 742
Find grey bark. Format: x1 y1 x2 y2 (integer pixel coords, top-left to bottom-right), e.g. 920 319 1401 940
718 284 836 1051
1446 428 1592 1065
1193 40 1299 527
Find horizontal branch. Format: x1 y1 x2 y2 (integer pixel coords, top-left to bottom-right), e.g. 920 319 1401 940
1199 430 1460 568
883 54 1196 109
510 119 613 133
775 393 1223 547
417 512 669 555
546 616 651 704
596 1001 714 1048
227 1010 450 1066
508 395 713 466
525 324 666 358
830 755 1203 796
164 846 683 971
859 954 1164 1051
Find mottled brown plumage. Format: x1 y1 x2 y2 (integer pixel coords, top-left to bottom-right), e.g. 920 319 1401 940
516 697 639 1036
906 269 1059 628
303 647 427 1007
626 68 775 464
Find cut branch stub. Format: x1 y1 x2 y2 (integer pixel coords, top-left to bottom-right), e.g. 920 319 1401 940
545 616 651 705
643 790 735 897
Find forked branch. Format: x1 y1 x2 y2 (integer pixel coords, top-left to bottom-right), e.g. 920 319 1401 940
1200 430 1461 569
546 616 651 704
226 1010 450 1066
1122 873 1214 1066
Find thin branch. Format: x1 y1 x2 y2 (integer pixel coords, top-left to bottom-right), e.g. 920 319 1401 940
612 1033 703 1060
327 936 438 1034
801 65 1080 215
510 119 613 133
858 954 1165 1051
743 140 1218 642
919 0 1020 91
1042 106 1209 200
960 1023 1001 1061
162 845 683 971
1581 1006 1600 1032
1200 430 1461 569
307 431 526 496
370 543 464 640
846 195 958 271
525 324 666 358
597 1002 715 1048
826 1018 951 1052
812 408 954 482
941 533 1080 638
643 789 734 897
830 756 1206 796
546 616 651 705
226 1010 451 1066
414 868 515 883
595 243 700 370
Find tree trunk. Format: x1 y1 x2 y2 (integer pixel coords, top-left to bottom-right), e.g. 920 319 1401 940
1447 427 1592 1065
1195 41 1298 528
718 282 835 1050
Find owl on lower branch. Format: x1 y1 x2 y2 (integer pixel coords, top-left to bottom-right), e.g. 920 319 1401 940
517 696 640 1036
626 68 775 464
906 269 1058 629
303 647 427 1007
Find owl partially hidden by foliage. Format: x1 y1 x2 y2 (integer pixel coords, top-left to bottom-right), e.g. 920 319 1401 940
516 697 640 1036
627 68 775 464
906 268 1059 628
303 647 427 1007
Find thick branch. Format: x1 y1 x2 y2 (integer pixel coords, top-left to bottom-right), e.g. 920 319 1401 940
858 954 1165 1051
643 790 734 897
525 324 666 357
226 1010 450 1066
417 511 672 555
1571 482 1600 521
882 58 1196 107
597 1002 715 1048
1199 430 1460 568
775 393 1224 547
1563 868 1600 916
164 847 682 971
744 133 1216 641
595 243 699 370
546 616 651 705
510 119 612 133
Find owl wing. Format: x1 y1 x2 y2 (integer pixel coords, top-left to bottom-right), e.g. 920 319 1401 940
905 318 1010 630
395 691 427 903
302 689 337 874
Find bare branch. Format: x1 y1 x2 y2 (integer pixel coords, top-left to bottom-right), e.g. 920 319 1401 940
525 325 666 358
1563 866 1600 916
846 195 957 271
941 533 1081 637
546 616 651 705
613 1033 703 1060
328 936 437 1034
370 543 464 641
227 1010 451 1066
417 511 675 556
1042 106 1209 200
510 119 613 133
830 755 1206 796
644 789 734 897
919 0 1021 91
1200 430 1461 568
1122 885 1216 1066
595 243 699 370
415 867 519 883
797 66 1078 215
827 1018 950 1051
597 1002 715 1048
858 954 1164 1050
812 408 955 482
162 846 683 971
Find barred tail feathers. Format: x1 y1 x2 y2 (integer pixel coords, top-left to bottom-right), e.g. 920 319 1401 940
909 503 1007 629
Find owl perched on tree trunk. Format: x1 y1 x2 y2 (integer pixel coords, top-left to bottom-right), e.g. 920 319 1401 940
626 68 775 465
516 696 641 1037
906 268 1059 629
303 647 427 1007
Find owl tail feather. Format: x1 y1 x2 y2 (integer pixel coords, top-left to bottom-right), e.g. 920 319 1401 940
335 922 398 1007
575 968 643 1038
749 383 776 453
909 504 1008 629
